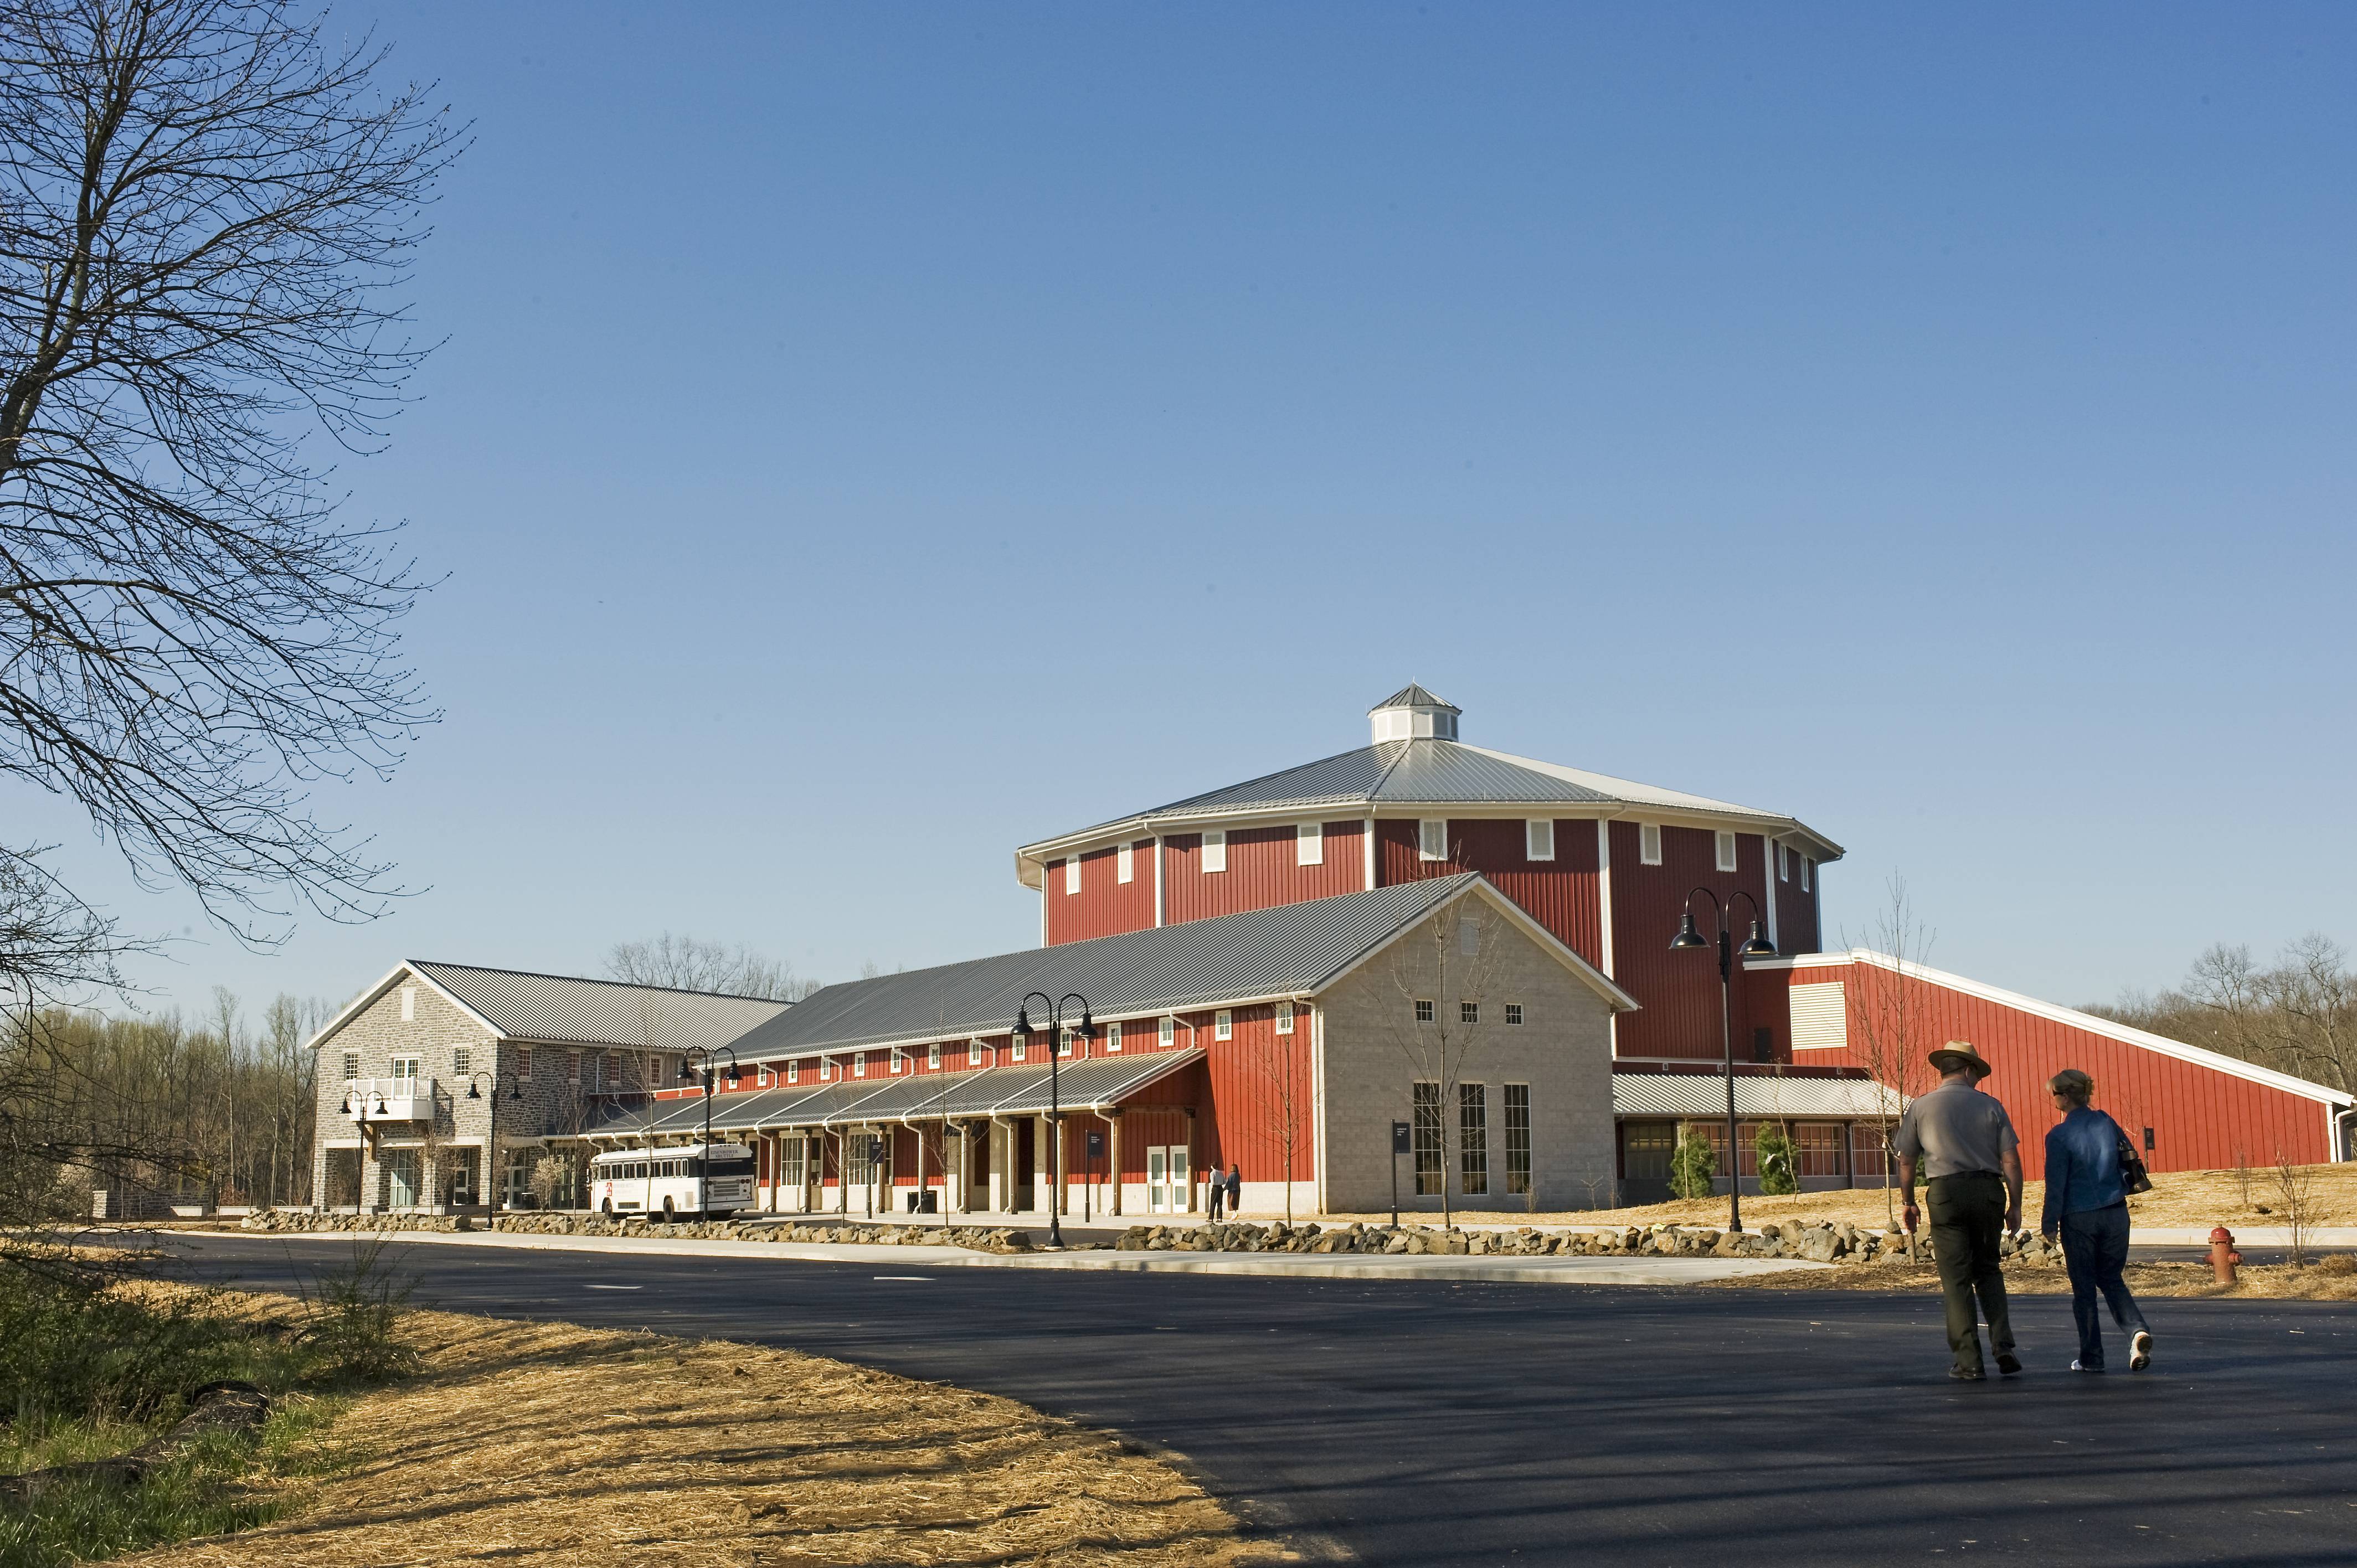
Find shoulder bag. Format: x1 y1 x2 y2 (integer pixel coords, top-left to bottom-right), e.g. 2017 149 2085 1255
2112 1118 2154 1195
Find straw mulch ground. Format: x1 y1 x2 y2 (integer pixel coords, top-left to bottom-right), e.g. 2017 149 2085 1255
1307 1160 2356 1235
123 1298 1272 1568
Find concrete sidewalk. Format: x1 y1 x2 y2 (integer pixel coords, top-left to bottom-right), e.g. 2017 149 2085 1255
223 1227 1832 1287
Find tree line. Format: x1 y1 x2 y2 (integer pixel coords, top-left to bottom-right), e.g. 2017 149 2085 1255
2086 933 2356 1096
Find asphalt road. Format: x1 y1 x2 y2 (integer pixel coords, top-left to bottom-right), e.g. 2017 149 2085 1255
168 1237 2354 1567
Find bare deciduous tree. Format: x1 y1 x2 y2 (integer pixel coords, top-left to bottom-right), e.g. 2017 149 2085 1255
1841 873 1936 1237
2092 934 2357 1100
604 932 819 1000
0 0 462 963
1384 889 1503 1232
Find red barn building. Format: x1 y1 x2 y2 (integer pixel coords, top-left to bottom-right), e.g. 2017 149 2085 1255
312 685 2352 1221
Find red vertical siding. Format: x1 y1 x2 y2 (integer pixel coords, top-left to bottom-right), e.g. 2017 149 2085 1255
1366 817 1603 968
1769 843 1824 957
1188 1004 1319 1190
1044 839 1159 945
1765 961 2337 1175
1162 822 1366 926
1608 823 1777 1062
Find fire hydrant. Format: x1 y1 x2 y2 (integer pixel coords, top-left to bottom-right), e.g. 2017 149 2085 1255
2209 1225 2241 1285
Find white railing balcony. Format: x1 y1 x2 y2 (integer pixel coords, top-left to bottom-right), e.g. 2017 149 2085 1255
346 1076 435 1123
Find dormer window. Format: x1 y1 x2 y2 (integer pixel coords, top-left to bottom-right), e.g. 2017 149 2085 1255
1639 823 1663 865
1064 857 1080 895
1201 830 1226 873
1419 819 1449 861
1118 842 1134 884
787 1059 799 1084
853 1051 867 1078
1716 832 1738 873
1297 823 1322 866
1526 819 1555 861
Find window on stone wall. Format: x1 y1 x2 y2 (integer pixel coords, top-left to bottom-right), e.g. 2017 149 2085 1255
1460 1000 1479 1024
518 1048 532 1079
1415 998 1434 1023
452 1046 471 1077
1505 1003 1523 1025
1504 1084 1531 1195
341 1051 359 1082
1459 1084 1489 1195
1413 1081 1444 1195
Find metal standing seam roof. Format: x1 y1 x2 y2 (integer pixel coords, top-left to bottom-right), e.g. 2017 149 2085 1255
721 874 1489 1060
1025 738 1842 858
1612 1074 1900 1119
583 1048 1207 1142
1370 683 1459 713
408 961 792 1053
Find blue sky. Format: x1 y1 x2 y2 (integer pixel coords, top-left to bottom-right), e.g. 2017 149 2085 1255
33 2 2355 1023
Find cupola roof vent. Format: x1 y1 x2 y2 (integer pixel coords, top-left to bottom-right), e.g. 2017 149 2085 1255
1368 683 1460 743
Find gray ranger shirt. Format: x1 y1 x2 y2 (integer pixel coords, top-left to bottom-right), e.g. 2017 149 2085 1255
1892 1079 2020 1179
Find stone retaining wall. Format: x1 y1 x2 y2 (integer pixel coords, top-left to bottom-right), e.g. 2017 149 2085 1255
241 1210 474 1234
1115 1218 2070 1265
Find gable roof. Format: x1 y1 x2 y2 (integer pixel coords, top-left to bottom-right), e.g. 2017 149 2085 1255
308 961 793 1055
1018 737 1842 873
723 873 1634 1063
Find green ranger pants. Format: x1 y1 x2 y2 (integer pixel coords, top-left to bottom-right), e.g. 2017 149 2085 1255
1927 1170 2015 1373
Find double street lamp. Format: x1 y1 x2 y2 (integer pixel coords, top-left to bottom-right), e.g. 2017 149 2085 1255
465 1071 522 1211
1670 888 1777 1234
1011 991 1092 1247
678 1048 742 1218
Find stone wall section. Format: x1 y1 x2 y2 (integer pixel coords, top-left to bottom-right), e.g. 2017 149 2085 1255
1312 893 1619 1214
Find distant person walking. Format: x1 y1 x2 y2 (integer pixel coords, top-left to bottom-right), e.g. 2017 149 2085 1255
2041 1069 2154 1373
1224 1164 1242 1218
1207 1165 1226 1221
1894 1040 2025 1380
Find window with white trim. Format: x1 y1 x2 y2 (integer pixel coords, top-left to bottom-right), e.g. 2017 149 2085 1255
1012 1032 1026 1062
453 1045 472 1077
1777 842 1790 882
518 1048 533 1079
1526 819 1555 860
970 1038 987 1066
891 1047 906 1075
1159 1017 1174 1048
341 1051 359 1082
391 1055 420 1082
1418 818 1448 860
787 1059 800 1084
1715 831 1738 873
1107 1020 1123 1053
1298 822 1322 865
927 1041 941 1069
1058 1028 1074 1059
1505 1003 1523 1025
1201 830 1226 873
1275 1001 1294 1035
399 986 416 1022
1117 842 1134 884
1639 823 1662 865
1214 1010 1232 1041
567 1051 580 1085
1414 998 1434 1023
853 1051 867 1078
820 1056 833 1081
1064 856 1080 895
1802 858 1812 892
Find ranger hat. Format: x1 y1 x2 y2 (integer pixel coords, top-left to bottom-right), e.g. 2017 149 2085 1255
1927 1040 1992 1079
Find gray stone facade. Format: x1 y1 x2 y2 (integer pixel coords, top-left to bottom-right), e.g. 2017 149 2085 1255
315 967 608 1213
1310 893 1619 1214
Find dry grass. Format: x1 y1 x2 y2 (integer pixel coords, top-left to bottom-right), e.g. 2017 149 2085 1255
1706 1253 2357 1299
121 1297 1268 1568
1308 1161 2356 1234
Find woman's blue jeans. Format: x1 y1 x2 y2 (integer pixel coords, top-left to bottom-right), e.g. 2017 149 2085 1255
2059 1201 2149 1368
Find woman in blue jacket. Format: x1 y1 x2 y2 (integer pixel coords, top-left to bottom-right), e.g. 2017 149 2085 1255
2040 1069 2153 1372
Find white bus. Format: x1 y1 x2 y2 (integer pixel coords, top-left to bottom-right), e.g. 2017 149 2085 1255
590 1142 755 1220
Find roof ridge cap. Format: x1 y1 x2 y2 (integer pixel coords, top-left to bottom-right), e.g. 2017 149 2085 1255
411 959 791 1005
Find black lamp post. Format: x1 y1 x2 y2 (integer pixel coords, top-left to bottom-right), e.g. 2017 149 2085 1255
677 1048 741 1218
338 1081 395 1212
465 1071 522 1211
1011 991 1092 1247
1670 888 1777 1233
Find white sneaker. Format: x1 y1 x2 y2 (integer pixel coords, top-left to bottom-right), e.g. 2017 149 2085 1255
2071 1359 2104 1373
2130 1330 2153 1371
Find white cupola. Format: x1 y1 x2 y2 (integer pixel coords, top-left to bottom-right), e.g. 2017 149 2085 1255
1368 683 1461 744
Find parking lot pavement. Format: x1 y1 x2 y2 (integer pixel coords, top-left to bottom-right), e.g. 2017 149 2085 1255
167 1235 2357 1568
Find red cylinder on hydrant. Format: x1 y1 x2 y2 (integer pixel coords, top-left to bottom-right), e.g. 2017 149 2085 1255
2210 1225 2241 1285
